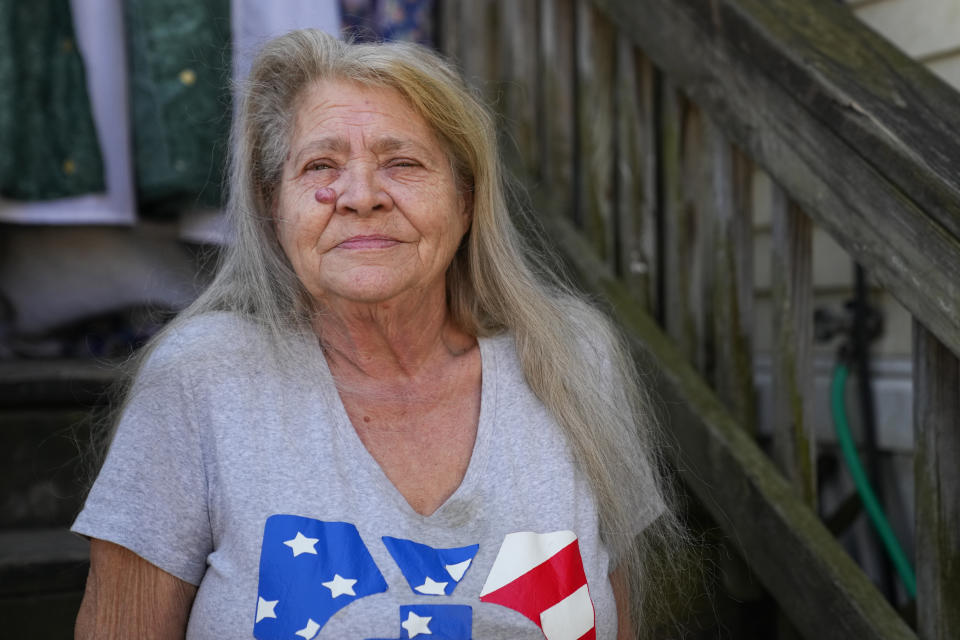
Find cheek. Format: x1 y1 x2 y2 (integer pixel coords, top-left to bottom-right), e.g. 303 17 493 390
273 209 300 257
275 196 332 254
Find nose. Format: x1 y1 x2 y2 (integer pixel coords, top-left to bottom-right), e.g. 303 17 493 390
334 164 393 215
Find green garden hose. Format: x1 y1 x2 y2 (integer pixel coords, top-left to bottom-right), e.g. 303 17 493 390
831 363 917 599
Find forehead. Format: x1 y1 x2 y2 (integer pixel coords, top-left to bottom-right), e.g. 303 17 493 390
289 80 440 154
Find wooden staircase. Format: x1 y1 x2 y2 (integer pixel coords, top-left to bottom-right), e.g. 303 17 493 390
439 0 960 637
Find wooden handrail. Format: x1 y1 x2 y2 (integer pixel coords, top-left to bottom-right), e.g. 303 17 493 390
592 0 960 359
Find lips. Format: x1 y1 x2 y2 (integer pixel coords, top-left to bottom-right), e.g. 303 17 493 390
336 235 400 250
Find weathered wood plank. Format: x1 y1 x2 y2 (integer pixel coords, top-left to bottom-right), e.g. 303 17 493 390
539 0 576 222
575 1 616 264
661 85 691 362
913 322 960 640
455 0 500 104
770 188 817 507
615 40 657 312
537 209 916 640
710 133 756 433
661 90 711 372
436 0 462 66
694 116 717 383
497 0 539 180
590 0 960 360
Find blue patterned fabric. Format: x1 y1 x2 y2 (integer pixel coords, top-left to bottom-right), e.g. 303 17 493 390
339 0 435 46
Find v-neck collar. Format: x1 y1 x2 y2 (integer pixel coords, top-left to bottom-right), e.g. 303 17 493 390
316 335 499 529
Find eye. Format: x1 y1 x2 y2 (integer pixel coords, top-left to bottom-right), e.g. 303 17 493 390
305 160 336 172
386 158 421 169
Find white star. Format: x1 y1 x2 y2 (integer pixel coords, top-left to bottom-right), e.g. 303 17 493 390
401 611 433 638
294 618 321 640
322 573 357 598
445 559 472 582
255 596 278 623
414 576 448 595
283 531 319 557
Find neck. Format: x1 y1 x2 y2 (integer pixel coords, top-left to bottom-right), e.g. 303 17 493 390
314 286 472 380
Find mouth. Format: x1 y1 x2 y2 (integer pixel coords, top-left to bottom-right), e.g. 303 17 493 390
335 235 400 250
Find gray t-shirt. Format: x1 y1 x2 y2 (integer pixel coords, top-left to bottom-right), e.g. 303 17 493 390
73 313 659 639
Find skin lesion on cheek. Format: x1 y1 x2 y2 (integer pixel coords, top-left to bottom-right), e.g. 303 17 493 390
315 187 336 204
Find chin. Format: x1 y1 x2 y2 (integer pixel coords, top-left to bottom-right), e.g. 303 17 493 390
322 279 413 305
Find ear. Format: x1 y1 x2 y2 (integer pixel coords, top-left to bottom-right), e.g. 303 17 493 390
459 188 474 226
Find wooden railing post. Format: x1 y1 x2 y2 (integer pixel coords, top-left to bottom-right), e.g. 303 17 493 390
574 0 616 265
497 0 538 180
711 135 756 434
913 322 960 640
614 39 657 312
437 0 461 69
770 186 816 508
538 0 575 223
454 0 499 105
661 89 710 371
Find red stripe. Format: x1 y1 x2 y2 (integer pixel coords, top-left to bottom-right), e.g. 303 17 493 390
577 627 596 640
479 539 590 626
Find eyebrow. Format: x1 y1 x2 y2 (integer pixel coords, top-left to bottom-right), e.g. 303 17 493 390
291 136 426 165
291 137 349 164
371 136 418 155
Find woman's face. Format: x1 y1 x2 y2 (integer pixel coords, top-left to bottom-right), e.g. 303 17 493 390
274 80 470 309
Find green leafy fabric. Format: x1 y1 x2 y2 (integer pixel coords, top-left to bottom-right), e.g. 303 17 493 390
125 0 231 216
0 0 105 201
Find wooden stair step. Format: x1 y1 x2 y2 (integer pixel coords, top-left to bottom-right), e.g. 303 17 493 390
0 528 89 597
0 359 122 409
0 410 96 529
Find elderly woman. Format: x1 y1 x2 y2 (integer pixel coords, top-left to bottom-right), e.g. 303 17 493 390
73 30 679 639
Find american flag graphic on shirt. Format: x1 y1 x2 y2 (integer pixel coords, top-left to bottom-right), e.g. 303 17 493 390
253 516 595 639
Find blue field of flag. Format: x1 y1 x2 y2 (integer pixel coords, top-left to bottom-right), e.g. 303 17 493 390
381 536 478 596
254 515 388 639
367 604 473 640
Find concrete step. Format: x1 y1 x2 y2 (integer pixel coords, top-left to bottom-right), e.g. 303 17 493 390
0 410 97 529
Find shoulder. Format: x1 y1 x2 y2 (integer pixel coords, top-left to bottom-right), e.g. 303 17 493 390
154 312 267 357
143 312 275 371
127 312 294 398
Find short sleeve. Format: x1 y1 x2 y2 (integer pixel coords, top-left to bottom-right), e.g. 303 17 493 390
71 339 213 585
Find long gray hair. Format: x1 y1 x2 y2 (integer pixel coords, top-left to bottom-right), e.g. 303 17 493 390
123 30 691 632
